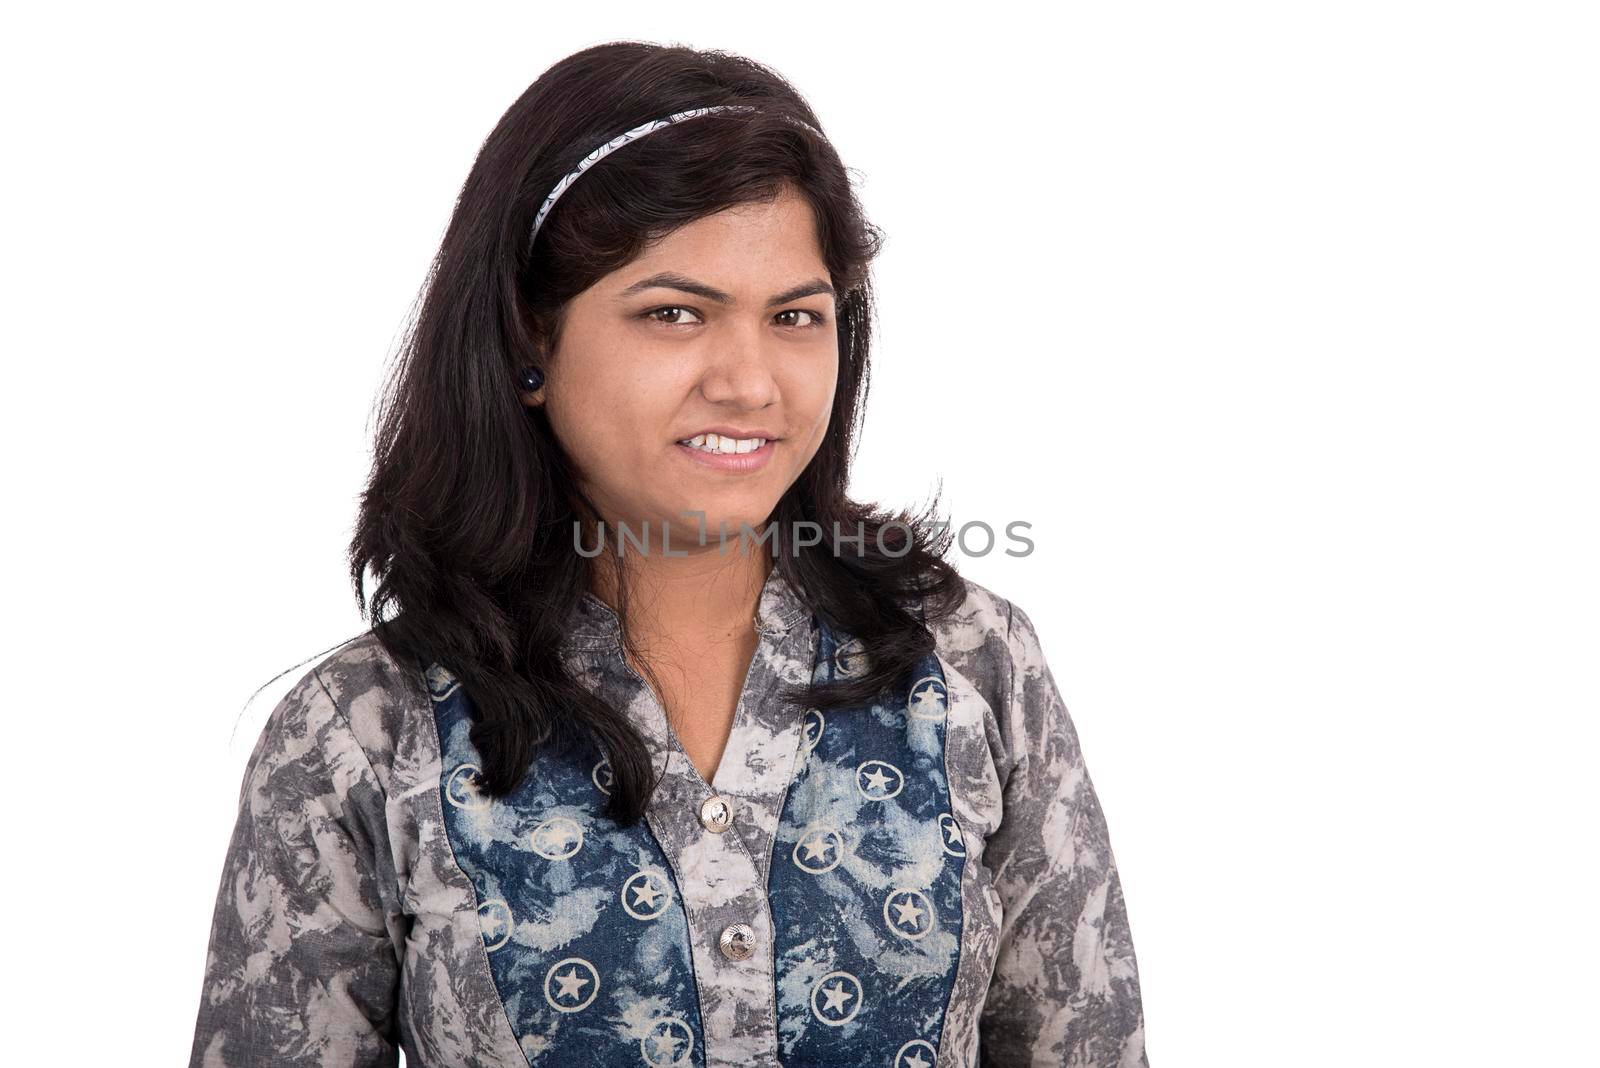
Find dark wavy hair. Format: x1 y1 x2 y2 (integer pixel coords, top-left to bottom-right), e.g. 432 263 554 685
314 41 966 824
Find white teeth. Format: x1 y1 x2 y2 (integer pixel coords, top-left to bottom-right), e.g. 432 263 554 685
677 433 768 454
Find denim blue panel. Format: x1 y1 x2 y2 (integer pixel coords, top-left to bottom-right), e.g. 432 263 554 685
770 618 963 1068
428 665 705 1068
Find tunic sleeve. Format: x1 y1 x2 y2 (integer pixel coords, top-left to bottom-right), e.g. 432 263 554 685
977 601 1149 1066
187 666 405 1068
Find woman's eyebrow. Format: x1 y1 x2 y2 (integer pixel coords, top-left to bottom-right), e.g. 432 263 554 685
616 272 835 308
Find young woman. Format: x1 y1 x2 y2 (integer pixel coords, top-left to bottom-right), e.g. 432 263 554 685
187 41 1148 1068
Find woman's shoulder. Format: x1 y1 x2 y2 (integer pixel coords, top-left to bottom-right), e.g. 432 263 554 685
926 572 1073 776
925 571 1023 707
248 629 430 802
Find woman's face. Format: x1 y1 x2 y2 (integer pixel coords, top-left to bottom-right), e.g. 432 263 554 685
530 186 839 551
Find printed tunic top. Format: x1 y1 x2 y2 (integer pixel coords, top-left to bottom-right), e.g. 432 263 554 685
186 570 1148 1067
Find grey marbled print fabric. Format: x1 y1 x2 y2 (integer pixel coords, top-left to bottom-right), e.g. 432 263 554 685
932 594 1148 1065
186 570 1147 1066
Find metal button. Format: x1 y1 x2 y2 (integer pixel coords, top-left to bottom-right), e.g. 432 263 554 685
699 794 735 834
718 922 756 961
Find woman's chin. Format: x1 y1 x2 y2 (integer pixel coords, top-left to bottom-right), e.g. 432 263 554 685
647 506 779 553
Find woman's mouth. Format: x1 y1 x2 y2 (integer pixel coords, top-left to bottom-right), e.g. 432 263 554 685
673 433 778 472
676 433 770 455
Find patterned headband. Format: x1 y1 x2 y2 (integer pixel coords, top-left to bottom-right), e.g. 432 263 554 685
527 104 822 248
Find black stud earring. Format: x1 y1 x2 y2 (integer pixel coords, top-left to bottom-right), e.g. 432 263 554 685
518 365 545 392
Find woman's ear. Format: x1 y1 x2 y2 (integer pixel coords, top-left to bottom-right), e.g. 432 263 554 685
519 311 555 407
517 359 547 407
515 310 560 412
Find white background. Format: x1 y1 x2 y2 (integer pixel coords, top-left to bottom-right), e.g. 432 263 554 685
4 2 1595 1063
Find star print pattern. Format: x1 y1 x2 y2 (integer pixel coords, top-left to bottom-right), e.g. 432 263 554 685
621 870 673 920
643 1020 691 1066
801 708 825 750
551 966 590 1002
186 570 1148 1068
432 679 705 1063
808 969 864 1027
892 895 923 928
793 825 844 875
938 812 967 858
530 817 583 859
861 763 895 794
908 676 948 721
819 981 853 1015
478 899 513 950
769 618 966 1063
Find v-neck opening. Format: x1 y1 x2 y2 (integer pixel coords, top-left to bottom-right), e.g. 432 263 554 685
628 623 793 796
705 625 785 796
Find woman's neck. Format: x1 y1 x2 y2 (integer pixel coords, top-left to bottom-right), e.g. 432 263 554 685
589 544 774 783
588 544 772 652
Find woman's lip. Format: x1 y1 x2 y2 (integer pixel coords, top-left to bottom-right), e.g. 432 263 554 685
673 438 777 472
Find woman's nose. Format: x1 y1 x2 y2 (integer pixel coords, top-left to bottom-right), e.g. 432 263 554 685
697 327 780 408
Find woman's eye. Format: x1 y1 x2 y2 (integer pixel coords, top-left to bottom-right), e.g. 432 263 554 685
776 309 828 329
641 307 828 329
642 306 703 326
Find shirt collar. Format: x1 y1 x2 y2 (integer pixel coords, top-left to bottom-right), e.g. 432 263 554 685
563 565 813 649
